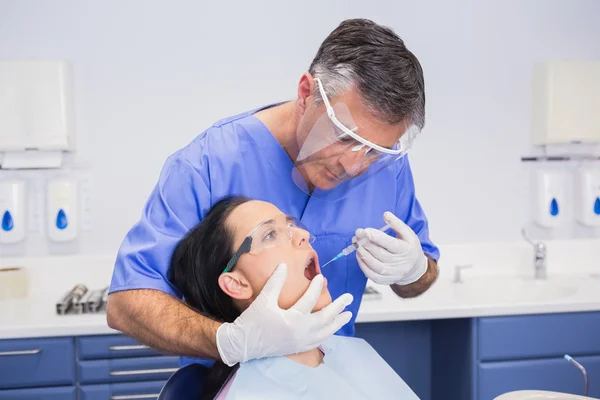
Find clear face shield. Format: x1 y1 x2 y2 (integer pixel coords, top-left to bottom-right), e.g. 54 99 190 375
291 78 420 200
223 214 315 274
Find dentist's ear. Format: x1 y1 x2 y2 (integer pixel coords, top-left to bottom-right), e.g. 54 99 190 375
219 272 252 300
297 72 315 113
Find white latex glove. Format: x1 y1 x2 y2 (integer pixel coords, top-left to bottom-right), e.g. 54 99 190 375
355 211 428 286
216 263 354 366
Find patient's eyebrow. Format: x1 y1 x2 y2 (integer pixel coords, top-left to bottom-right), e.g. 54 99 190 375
254 215 294 229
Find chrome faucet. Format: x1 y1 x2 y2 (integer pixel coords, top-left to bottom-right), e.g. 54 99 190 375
453 264 472 284
521 228 547 280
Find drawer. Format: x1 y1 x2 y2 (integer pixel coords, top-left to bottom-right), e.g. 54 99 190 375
0 337 75 389
0 386 76 400
477 355 600 399
78 356 180 384
79 381 166 400
77 335 162 360
478 312 600 361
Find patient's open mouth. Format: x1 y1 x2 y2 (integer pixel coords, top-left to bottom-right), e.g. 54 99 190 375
304 251 321 281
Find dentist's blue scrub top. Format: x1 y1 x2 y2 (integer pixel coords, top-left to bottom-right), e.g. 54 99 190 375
109 105 440 351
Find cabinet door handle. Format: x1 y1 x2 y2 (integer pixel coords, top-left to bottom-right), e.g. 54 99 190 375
0 349 42 356
109 367 178 376
110 395 159 400
108 344 150 351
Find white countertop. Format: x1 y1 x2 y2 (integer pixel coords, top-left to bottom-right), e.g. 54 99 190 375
357 274 600 323
1 296 116 338
0 255 117 339
2 239 600 339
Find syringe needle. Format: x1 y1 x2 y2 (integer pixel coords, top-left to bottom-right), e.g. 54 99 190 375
321 223 392 269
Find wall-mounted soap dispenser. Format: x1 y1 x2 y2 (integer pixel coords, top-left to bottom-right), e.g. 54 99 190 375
533 170 565 228
0 180 26 244
46 179 78 242
574 168 600 227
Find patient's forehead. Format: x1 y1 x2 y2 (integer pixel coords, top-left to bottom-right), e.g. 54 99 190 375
226 201 282 245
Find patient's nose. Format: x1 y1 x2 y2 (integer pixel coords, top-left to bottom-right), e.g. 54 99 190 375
291 228 310 248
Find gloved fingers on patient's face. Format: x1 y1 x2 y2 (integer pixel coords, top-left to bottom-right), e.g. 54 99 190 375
383 211 420 246
312 293 353 324
307 311 353 349
261 263 288 303
337 292 354 307
331 310 353 331
290 274 324 314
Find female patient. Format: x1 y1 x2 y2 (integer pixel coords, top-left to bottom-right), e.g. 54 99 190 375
170 195 419 400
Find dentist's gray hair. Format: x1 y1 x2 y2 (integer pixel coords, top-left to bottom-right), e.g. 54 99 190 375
309 19 426 129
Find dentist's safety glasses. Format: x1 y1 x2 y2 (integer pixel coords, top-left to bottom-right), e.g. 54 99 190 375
291 78 420 201
222 214 316 274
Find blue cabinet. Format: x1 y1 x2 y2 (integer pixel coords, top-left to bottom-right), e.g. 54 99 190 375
1 311 599 399
78 335 163 360
478 313 600 361
432 312 600 400
0 334 177 397
78 355 180 384
0 386 77 400
79 381 167 400
0 337 75 389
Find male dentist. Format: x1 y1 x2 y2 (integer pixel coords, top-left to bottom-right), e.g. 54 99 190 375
107 18 439 367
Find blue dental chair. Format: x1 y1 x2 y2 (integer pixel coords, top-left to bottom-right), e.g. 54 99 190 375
158 363 210 399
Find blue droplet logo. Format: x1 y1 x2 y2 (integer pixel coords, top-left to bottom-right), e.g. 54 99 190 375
1 211 13 231
56 209 68 230
594 198 600 215
550 198 559 216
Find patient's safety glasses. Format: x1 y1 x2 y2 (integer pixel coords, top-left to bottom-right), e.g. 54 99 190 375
222 214 315 274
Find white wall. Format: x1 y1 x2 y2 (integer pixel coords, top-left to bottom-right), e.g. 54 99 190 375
1 0 599 256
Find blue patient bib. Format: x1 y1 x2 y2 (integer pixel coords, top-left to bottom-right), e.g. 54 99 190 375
218 336 419 399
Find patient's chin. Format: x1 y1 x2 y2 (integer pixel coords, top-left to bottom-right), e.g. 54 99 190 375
312 290 333 312
276 278 332 311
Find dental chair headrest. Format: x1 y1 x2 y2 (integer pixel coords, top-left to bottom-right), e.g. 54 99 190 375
158 363 210 400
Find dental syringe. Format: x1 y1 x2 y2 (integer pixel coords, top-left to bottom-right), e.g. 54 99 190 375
321 224 391 269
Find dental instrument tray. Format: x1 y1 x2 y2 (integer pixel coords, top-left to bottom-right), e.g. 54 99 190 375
56 285 109 315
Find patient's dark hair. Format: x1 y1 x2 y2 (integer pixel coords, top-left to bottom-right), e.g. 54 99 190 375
170 195 252 400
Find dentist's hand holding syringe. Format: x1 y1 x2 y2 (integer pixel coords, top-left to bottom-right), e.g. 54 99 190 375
323 212 428 286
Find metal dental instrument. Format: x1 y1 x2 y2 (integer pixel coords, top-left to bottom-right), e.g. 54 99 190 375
56 284 88 315
74 289 92 314
56 290 74 315
86 287 108 313
101 286 109 308
321 224 391 269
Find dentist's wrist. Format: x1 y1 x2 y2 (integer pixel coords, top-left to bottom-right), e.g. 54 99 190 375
394 254 428 286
